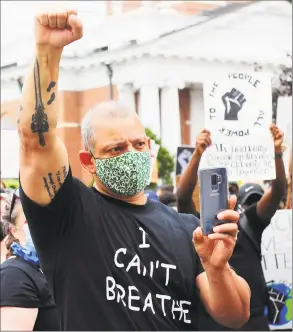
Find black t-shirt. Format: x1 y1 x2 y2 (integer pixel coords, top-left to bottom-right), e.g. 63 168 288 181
20 168 204 331
0 257 60 331
230 203 269 316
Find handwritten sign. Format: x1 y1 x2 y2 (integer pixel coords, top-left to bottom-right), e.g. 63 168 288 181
106 226 192 323
175 146 195 176
261 210 292 330
277 96 292 176
202 72 275 181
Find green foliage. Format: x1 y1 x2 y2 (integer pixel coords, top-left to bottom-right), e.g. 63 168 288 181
145 128 174 184
2 179 19 189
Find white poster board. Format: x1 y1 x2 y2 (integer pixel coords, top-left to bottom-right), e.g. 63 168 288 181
1 130 20 179
277 96 292 176
261 210 292 330
202 72 275 181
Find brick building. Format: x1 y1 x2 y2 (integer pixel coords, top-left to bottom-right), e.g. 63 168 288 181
1 0 291 182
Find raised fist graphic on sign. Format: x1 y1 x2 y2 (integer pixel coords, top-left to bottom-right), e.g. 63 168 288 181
222 88 246 121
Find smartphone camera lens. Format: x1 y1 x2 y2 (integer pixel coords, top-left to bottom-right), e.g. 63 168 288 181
211 174 218 186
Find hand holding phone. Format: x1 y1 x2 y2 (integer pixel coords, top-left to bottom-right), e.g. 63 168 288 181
199 167 229 235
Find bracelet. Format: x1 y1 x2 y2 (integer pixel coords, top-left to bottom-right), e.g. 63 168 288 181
275 152 283 159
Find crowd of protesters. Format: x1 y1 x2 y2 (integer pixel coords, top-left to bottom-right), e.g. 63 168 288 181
0 6 292 332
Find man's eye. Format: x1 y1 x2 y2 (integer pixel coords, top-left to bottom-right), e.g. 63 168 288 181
137 142 145 147
110 147 121 153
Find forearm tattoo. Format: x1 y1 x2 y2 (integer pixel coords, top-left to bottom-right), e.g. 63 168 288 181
31 58 56 147
43 165 68 200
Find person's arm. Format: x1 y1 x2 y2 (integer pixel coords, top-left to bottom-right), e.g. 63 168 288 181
19 8 83 206
0 307 38 331
196 265 250 329
0 266 41 331
177 129 211 214
193 196 250 328
256 124 286 220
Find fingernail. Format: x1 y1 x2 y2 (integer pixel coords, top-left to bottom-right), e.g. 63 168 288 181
213 226 220 232
208 234 215 239
217 212 224 220
194 232 203 241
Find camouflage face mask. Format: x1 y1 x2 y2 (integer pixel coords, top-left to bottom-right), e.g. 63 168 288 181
94 151 151 197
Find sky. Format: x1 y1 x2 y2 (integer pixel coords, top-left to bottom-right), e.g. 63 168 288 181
1 1 108 46
1 1 110 65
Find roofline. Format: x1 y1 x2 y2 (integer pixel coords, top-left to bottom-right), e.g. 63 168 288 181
79 0 258 61
60 0 258 61
158 0 258 39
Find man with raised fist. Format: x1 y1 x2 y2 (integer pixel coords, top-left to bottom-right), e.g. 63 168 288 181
18 8 250 331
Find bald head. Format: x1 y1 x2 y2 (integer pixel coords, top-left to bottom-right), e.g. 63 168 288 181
81 101 139 151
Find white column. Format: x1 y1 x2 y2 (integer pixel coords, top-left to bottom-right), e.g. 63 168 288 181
138 85 161 138
160 86 181 156
190 87 204 143
117 84 136 113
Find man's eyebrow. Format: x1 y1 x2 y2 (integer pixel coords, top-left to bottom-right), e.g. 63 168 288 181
130 136 148 142
103 140 127 149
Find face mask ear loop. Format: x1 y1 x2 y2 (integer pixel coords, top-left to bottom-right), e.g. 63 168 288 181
89 150 96 161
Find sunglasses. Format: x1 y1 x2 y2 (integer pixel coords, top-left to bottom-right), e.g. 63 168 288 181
8 188 20 220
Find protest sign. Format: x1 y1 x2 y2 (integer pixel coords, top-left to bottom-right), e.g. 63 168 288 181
277 96 292 176
261 210 292 330
202 72 275 181
175 146 195 176
175 146 200 212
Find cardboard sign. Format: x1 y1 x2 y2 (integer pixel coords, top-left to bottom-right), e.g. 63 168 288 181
202 72 275 181
277 96 292 176
175 146 195 176
175 146 200 212
261 210 292 330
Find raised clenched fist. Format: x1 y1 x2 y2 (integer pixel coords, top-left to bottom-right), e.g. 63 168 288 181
35 8 83 49
195 129 212 155
222 88 246 121
270 123 284 153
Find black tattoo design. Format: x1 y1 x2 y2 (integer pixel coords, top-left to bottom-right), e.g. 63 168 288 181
31 59 49 147
47 92 55 105
43 166 67 199
56 170 62 187
62 166 68 179
48 173 57 195
47 81 56 92
43 177 53 199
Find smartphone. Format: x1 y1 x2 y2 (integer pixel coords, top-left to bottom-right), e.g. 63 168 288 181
199 167 229 235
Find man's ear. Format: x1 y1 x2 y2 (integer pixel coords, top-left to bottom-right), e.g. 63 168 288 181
79 150 96 174
147 137 151 150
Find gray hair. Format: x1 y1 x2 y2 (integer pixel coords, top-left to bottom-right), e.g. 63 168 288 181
81 101 136 151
